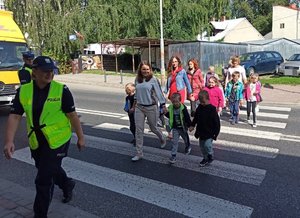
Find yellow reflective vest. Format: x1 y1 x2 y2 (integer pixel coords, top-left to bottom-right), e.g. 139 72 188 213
19 81 72 150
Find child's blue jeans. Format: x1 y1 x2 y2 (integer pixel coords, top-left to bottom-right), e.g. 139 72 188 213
229 100 240 123
171 128 190 157
199 138 213 159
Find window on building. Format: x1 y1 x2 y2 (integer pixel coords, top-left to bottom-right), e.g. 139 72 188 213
280 23 285 29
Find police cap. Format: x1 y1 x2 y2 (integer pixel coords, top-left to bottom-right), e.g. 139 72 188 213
32 56 58 71
22 51 35 59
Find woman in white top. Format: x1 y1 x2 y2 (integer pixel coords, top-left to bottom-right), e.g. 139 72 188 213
225 56 247 89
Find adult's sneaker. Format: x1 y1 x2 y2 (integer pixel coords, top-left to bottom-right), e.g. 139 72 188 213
62 179 75 203
168 156 176 164
199 159 209 167
185 146 192 155
131 155 143 162
252 123 257 128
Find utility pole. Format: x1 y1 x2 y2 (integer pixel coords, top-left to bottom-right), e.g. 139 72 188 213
159 0 166 86
297 1 300 39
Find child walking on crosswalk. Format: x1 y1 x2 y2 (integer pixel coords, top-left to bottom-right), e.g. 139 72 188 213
225 71 244 124
165 93 192 164
189 90 220 167
124 83 136 145
244 73 262 128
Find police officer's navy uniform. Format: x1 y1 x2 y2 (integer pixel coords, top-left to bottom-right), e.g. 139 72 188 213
18 51 34 85
11 57 75 218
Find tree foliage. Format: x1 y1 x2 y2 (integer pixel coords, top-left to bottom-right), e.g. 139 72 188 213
4 0 288 72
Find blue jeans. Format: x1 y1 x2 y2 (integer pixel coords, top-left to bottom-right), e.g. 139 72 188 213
171 128 190 156
199 138 213 159
229 100 240 123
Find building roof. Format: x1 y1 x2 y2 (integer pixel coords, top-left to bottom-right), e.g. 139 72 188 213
202 18 246 41
244 37 300 45
99 37 186 47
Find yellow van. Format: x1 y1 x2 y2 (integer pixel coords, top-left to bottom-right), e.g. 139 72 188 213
0 10 28 106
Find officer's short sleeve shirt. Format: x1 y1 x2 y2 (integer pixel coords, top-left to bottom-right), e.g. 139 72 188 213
18 68 32 85
11 82 76 116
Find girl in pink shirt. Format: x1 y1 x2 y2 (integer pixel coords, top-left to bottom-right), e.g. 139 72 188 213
204 76 224 115
186 58 204 116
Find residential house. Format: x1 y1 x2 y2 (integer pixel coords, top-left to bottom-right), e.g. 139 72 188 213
0 0 5 10
272 4 300 40
198 17 264 43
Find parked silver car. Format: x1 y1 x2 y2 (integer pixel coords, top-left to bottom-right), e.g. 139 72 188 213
278 54 300 76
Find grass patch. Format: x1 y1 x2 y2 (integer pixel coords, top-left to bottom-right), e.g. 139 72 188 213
259 75 300 85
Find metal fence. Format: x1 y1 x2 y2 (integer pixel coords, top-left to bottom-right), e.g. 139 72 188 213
168 38 300 71
168 41 248 71
248 39 300 60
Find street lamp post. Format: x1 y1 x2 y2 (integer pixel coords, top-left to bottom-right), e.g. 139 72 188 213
159 0 166 86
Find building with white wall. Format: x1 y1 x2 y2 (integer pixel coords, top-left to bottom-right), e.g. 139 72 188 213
272 5 300 40
0 0 5 10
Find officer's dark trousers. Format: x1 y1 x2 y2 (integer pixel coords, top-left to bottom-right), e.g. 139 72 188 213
31 141 70 218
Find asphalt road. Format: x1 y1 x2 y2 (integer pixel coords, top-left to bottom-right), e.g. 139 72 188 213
0 83 299 218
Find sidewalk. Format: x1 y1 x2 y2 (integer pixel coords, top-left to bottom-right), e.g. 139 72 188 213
0 179 97 218
0 178 98 218
54 73 300 106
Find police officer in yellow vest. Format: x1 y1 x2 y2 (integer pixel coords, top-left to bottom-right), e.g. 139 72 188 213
4 56 85 218
18 51 35 85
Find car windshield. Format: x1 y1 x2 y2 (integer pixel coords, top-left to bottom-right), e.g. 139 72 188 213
240 53 258 62
287 54 300 61
0 41 28 71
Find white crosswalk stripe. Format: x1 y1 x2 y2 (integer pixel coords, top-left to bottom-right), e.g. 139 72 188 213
94 122 280 158
222 119 287 129
176 102 291 112
94 122 286 142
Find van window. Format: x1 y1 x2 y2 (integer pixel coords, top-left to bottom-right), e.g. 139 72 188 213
0 42 27 71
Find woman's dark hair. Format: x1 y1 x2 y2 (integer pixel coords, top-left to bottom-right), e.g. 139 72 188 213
167 56 182 77
136 61 153 83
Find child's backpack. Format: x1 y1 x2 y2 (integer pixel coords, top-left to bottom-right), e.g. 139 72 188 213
123 98 129 112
